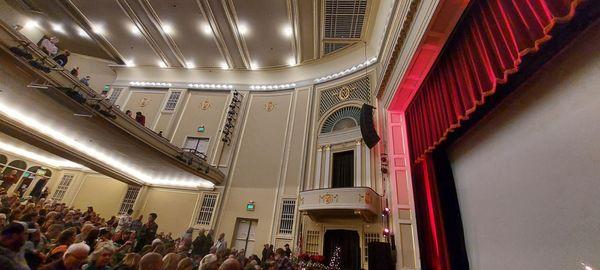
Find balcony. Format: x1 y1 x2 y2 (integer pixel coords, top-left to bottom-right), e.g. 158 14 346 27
0 20 224 187
298 187 382 222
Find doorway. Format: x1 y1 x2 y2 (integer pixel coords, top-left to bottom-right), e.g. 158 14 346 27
324 229 360 270
233 218 258 253
332 150 354 188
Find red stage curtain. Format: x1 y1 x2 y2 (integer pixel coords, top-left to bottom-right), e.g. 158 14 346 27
411 153 450 270
405 0 582 164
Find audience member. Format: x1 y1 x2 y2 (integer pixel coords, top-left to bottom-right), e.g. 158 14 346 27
39 242 90 270
83 244 114 270
70 67 80 77
212 233 227 255
80 76 91 86
0 222 28 270
219 258 241 270
135 112 146 126
114 253 140 270
125 110 133 118
39 36 59 56
53 51 70 67
135 213 157 251
139 252 162 270
115 209 133 233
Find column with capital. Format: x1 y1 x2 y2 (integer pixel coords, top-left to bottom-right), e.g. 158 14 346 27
313 146 323 189
364 143 372 188
355 140 362 187
323 145 331 188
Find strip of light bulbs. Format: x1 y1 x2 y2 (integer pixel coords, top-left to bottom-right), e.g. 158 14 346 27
0 104 213 189
0 140 86 170
129 81 172 87
188 83 233 89
249 83 296 90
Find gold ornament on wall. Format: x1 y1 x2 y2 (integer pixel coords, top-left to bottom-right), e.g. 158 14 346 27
319 193 338 204
360 192 373 205
264 101 277 112
200 100 212 110
138 97 151 107
336 86 354 101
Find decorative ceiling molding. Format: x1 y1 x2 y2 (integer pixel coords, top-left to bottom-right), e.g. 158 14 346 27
55 0 124 64
115 0 172 67
288 0 301 64
222 0 251 69
313 0 320 59
195 0 234 69
376 0 421 98
138 0 186 67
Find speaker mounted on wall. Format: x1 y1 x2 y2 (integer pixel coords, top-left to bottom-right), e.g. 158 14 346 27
360 103 381 148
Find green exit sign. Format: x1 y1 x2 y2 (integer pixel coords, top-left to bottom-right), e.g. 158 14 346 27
103 85 110 91
197 126 205 132
246 201 255 211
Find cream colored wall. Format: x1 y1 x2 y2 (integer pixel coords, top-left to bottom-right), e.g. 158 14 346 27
447 23 600 270
170 90 230 161
123 90 167 129
216 89 310 255
71 173 128 218
138 187 200 235
63 53 117 94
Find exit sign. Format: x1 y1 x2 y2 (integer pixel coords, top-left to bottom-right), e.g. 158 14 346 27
246 201 255 211
198 125 205 132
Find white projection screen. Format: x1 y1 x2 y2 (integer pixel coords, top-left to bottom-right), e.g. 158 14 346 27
447 23 600 270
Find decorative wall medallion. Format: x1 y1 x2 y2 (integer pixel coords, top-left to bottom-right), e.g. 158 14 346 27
200 100 212 110
337 86 353 100
264 101 277 112
359 192 372 204
319 193 338 204
139 97 151 107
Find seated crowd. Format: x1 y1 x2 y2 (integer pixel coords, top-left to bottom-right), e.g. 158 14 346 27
0 192 294 270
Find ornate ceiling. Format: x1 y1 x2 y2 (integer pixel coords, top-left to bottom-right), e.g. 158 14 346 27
8 0 379 70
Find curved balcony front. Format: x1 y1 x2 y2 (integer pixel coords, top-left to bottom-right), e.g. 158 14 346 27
298 187 382 222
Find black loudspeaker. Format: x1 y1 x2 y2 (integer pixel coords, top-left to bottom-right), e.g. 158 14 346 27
368 242 394 270
360 103 381 148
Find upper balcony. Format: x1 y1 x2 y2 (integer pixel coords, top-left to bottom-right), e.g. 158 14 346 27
298 187 382 222
0 20 224 188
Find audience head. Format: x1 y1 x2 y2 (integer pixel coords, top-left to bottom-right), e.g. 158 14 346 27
63 242 90 270
199 254 218 270
219 258 242 270
127 208 134 215
218 233 225 240
121 253 141 269
140 252 163 270
163 252 181 270
0 222 26 251
89 244 115 267
274 248 285 260
148 213 157 222
177 257 193 270
56 228 76 245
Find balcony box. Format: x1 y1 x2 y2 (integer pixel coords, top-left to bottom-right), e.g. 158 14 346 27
298 187 382 222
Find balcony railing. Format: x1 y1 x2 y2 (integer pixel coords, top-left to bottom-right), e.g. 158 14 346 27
0 19 224 185
298 187 382 222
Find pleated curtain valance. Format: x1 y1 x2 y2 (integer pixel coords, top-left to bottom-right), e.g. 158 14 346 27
405 0 583 164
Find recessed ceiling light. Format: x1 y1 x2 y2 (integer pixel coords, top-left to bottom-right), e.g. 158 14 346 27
76 27 90 38
237 23 248 35
201 23 212 35
162 23 174 34
158 61 167 68
91 24 105 35
219 61 229 70
24 19 39 30
185 61 195 69
250 62 258 70
287 57 296 66
282 25 292 37
50 23 66 34
124 59 135 67
130 24 141 35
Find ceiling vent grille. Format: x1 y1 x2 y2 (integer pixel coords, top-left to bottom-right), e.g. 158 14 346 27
324 0 368 39
324 42 351 54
